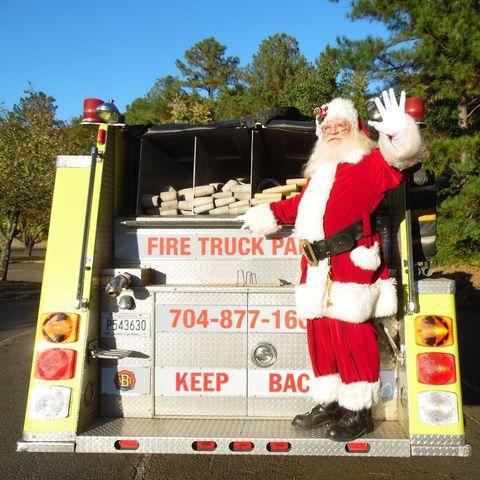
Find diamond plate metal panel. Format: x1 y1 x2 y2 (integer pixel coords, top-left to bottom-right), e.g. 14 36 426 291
248 292 296 306
130 257 299 285
155 291 247 306
247 397 316 418
99 395 153 418
76 418 410 456
155 332 246 368
23 432 76 442
411 445 471 457
155 396 246 417
417 278 455 295
410 434 465 446
154 291 248 416
248 333 309 370
17 441 75 453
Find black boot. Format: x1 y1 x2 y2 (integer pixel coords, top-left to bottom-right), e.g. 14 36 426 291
291 402 340 430
326 408 373 442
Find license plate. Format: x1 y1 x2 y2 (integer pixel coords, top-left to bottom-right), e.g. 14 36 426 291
101 313 151 337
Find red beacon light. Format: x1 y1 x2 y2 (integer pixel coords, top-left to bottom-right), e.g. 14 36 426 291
81 98 104 124
406 97 425 122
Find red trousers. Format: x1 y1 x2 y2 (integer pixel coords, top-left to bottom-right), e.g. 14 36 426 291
307 317 379 384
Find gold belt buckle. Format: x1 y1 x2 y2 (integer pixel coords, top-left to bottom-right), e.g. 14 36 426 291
300 239 319 267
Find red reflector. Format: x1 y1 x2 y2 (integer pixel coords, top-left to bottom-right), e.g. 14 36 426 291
230 441 254 452
114 439 139 450
267 442 291 452
417 353 456 385
346 442 371 453
192 441 217 451
97 129 106 145
35 349 76 380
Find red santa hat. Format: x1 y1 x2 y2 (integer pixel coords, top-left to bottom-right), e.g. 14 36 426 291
315 98 369 138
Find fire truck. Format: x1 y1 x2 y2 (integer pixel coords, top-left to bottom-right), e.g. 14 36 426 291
17 98 471 456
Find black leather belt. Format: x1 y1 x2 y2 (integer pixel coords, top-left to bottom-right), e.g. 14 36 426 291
300 218 365 266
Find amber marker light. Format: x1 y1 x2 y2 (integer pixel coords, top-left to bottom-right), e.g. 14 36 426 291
41 312 79 343
415 315 453 347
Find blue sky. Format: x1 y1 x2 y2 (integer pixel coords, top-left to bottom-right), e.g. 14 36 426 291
0 0 387 121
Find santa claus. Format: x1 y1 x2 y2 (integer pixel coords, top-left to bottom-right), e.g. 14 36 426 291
241 89 422 441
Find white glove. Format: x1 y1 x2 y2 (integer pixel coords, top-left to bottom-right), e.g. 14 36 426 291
234 214 249 231
368 89 407 143
236 204 280 236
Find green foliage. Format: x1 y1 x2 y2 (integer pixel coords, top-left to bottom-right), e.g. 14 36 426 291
280 48 341 116
332 0 480 264
175 37 240 98
334 1 480 131
169 93 213 124
125 76 182 124
423 134 480 265
0 87 95 271
215 86 257 121
243 33 308 111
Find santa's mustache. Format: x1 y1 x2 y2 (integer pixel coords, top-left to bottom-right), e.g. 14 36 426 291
303 130 375 177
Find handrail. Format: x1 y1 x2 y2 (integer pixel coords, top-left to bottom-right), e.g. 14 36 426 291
74 146 99 310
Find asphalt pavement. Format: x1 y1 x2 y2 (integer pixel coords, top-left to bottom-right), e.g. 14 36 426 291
0 260 478 480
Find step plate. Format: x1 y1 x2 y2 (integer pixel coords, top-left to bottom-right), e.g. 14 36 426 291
76 418 410 456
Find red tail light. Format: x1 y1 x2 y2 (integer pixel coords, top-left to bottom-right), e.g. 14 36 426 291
192 441 217 451
267 442 291 452
97 129 107 145
35 349 76 380
230 441 254 452
114 440 139 450
346 442 371 453
417 353 456 385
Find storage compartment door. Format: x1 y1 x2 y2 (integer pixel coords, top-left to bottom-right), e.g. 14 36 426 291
247 292 316 417
155 291 247 416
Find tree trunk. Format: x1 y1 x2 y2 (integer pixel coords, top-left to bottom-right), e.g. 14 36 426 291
0 210 20 281
23 230 35 257
26 241 34 257
458 96 469 164
458 96 468 130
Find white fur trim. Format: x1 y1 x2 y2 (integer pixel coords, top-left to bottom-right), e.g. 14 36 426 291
309 374 341 404
295 163 338 242
343 148 367 164
319 98 358 131
296 276 398 323
350 242 381 271
373 277 398 318
378 115 422 170
295 259 330 319
338 380 380 411
242 203 280 236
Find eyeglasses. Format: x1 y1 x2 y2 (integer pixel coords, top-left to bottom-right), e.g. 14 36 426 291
321 122 350 135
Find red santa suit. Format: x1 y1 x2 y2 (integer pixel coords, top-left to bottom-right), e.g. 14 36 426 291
243 99 422 412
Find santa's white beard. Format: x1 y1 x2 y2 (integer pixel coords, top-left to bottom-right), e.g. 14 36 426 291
303 130 374 178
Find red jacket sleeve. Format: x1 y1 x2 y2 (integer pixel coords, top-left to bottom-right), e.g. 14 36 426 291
268 183 308 225
369 149 404 194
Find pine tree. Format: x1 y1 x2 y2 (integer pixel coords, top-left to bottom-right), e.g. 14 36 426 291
244 33 308 110
175 37 240 98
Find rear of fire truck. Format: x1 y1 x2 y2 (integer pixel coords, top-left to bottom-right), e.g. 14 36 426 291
17 99 471 456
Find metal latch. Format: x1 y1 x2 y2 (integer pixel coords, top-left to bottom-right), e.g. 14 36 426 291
87 340 132 361
379 323 405 365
